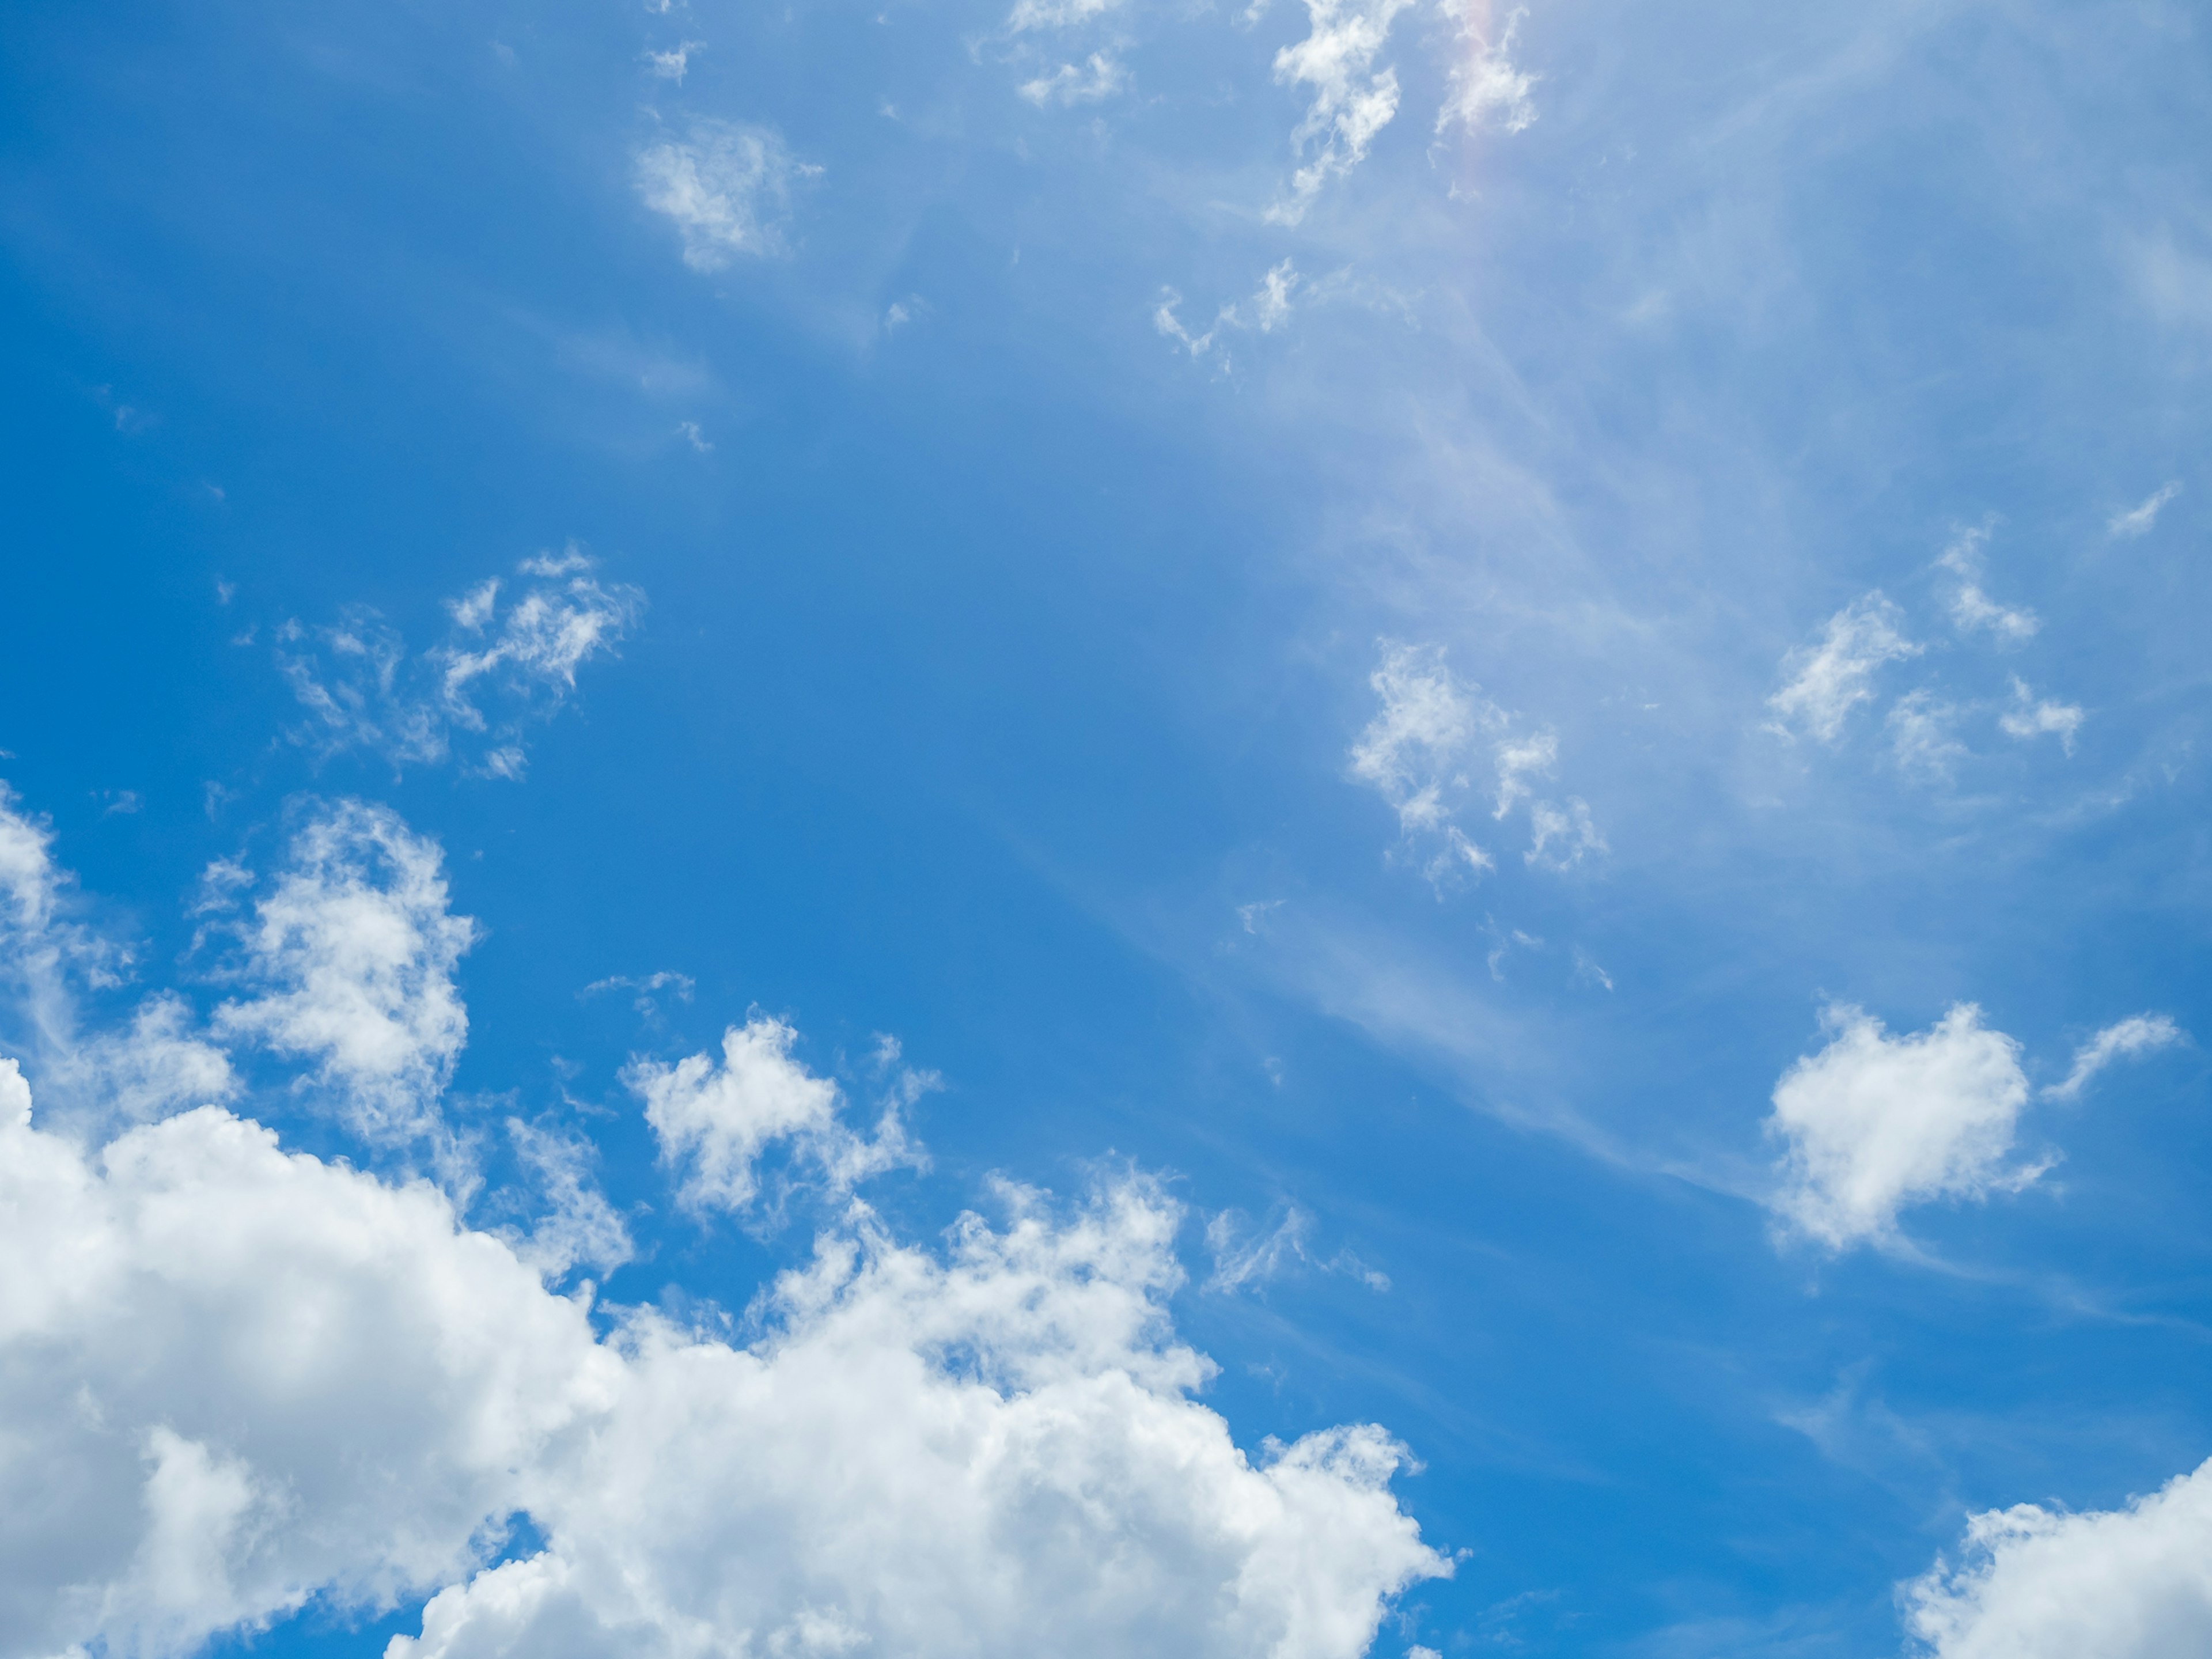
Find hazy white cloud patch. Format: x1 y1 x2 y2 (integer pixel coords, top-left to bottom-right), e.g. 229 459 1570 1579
628 1012 930 1217
281 549 643 779
1998 677 2084 755
1767 592 1921 743
1766 1003 2041 1250
1254 258 1300 330
1206 1205 1390 1294
1018 51 1127 105
2109 480 2181 539
211 801 479 1142
1937 525 2039 646
503 1118 635 1283
1887 688 1968 780
1906 1457 2212 1658
2043 1013 2184 1102
642 40 702 82
1267 0 1417 224
675 419 712 452
1005 0 1121 28
1153 289 1229 358
1349 641 1599 887
635 119 816 271
1434 1 1536 135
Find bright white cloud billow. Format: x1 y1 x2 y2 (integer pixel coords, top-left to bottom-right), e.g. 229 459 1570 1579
635 120 813 270
212 801 478 1141
1267 0 1416 224
0 1055 1444 1659
1349 641 1600 887
1766 1003 2040 1249
1906 1457 2212 1658
2043 1013 2183 1103
628 1013 928 1215
281 550 643 779
1767 592 1922 743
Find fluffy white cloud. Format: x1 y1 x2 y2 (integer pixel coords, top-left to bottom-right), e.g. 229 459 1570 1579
1017 51 1126 105
393 1177 1444 1659
504 1118 637 1282
213 801 478 1141
1904 1457 2212 1657
1937 527 2039 646
2108 480 2181 539
2043 1013 2183 1103
1998 676 2084 755
635 120 814 270
0 1060 616 1659
1434 1 1536 136
1767 592 1922 743
1766 1003 2041 1249
282 550 643 779
1267 0 1416 224
628 1013 927 1215
1348 641 1599 886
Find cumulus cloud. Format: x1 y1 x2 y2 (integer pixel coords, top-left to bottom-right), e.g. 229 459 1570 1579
1904 1457 2212 1657
1348 641 1599 887
1998 676 2084 755
1767 592 1922 743
281 549 643 779
2108 481 2181 539
1267 0 1417 225
1434 1 1536 136
1018 51 1126 105
212 801 479 1141
1937 526 2039 646
2043 1013 2183 1103
627 1013 929 1216
635 119 815 270
1766 1003 2041 1249
395 1176 1442 1659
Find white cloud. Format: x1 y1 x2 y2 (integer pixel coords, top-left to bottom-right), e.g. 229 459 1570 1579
2043 1013 2184 1103
642 41 702 82
504 1118 635 1283
1005 0 1120 29
281 550 643 779
213 801 479 1141
1766 1003 2040 1249
1998 676 2084 756
675 419 712 452
1018 51 1126 105
1767 592 1921 743
1349 642 1597 885
397 1177 1442 1659
1937 526 2039 646
1525 797 1604 870
1254 259 1300 331
1155 288 1229 358
2108 481 2181 539
1434 2 1536 136
635 120 814 270
1267 0 1417 225
627 1013 927 1215
1887 688 1967 779
1207 1206 1390 1294
0 1063 617 1659
1904 1457 2212 1658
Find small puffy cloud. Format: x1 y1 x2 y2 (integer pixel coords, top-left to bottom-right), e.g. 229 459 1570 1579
1253 259 1300 331
1998 676 2084 755
1267 0 1417 225
1767 592 1922 743
1349 641 1598 887
1766 1003 2040 1249
1434 2 1536 136
281 550 643 779
2043 1013 2184 1102
1937 526 2039 646
1018 51 1126 105
1904 1457 2212 1657
504 1118 635 1282
2108 481 2181 540
635 119 814 270
213 801 479 1141
642 40 702 82
628 1013 926 1215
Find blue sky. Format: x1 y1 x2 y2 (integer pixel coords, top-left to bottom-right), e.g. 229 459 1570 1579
1 0 2209 1654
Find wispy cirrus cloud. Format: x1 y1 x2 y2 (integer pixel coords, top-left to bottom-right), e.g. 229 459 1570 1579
635 119 816 270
